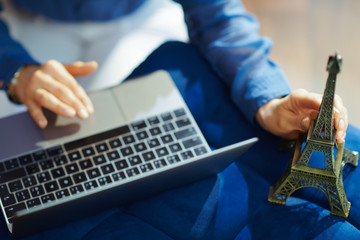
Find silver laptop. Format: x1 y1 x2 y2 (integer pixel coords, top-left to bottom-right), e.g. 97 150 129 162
0 70 257 237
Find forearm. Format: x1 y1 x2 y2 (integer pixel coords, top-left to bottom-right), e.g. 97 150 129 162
178 0 292 123
0 20 39 90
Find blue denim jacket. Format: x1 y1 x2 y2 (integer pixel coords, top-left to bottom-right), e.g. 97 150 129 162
0 0 291 123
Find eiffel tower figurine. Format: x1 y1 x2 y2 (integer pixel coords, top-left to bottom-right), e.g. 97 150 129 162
268 52 358 217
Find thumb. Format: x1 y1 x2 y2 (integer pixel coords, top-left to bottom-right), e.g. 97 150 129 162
64 61 98 77
300 116 311 132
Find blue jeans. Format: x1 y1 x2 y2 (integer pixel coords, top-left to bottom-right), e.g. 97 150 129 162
2 41 360 239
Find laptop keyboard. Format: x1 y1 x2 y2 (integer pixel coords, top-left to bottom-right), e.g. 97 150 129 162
0 108 210 222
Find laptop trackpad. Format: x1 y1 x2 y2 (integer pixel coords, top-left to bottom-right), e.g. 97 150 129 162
40 90 127 148
0 89 126 160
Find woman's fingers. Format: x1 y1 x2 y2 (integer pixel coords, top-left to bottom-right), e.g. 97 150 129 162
15 60 97 128
26 101 47 128
42 60 94 115
333 95 348 143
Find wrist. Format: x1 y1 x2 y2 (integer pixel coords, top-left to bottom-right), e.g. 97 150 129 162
6 66 23 104
256 98 282 132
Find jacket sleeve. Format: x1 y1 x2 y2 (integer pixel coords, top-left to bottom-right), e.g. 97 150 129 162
177 0 292 123
0 3 39 90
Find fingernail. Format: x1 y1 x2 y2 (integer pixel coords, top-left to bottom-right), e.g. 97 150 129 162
38 119 47 128
301 117 309 131
87 104 94 114
337 130 344 140
79 108 89 119
66 108 76 118
339 119 345 130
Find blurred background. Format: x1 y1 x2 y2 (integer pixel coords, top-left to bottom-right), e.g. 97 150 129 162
243 0 360 128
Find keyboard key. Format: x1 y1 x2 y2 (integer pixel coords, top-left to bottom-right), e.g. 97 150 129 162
167 155 181 164
174 127 196 140
147 116 160 125
73 172 87 184
126 167 140 177
174 108 186 117
120 146 134 157
139 163 154 173
9 180 23 192
1 193 16 207
0 162 4 172
70 185 84 195
55 189 70 199
51 167 66 179
15 189 31 202
161 134 174 144
155 147 169 158
93 154 107 165
54 155 68 166
98 176 112 186
0 168 27 184
41 193 56 204
136 131 149 140
176 118 191 128
95 142 109 153
18 154 33 166
149 127 162 136
4 158 19 170
30 185 45 197
142 151 156 162
26 198 41 208
112 172 126 182
84 180 98 190
162 122 175 132
183 137 203 149
39 159 54 170
147 138 161 148
101 164 115 175
87 168 101 179
123 134 135 144
46 145 64 157
160 112 173 122
79 159 93 170
37 171 51 183
134 142 147 152
109 138 122 149
33 150 47 161
64 125 130 151
65 163 79 174
22 176 37 188
180 150 194 160
115 160 128 170
68 151 82 161
132 120 147 131
44 181 59 193
82 147 95 157
26 163 40 175
153 159 167 168
107 150 121 161
169 143 182 153
5 202 26 218
194 146 208 156
0 184 9 196
128 156 142 166
59 176 73 188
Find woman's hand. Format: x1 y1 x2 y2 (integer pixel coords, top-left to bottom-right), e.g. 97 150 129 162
256 89 347 143
14 60 98 128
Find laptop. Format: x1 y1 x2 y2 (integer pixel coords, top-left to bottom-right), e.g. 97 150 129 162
0 70 257 237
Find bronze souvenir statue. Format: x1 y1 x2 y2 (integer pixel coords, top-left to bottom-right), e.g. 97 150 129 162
268 53 358 217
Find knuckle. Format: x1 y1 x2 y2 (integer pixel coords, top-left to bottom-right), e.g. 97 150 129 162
35 89 47 103
32 69 43 81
